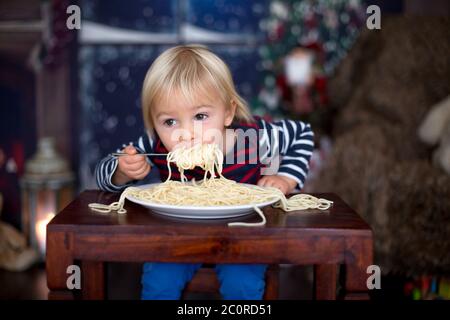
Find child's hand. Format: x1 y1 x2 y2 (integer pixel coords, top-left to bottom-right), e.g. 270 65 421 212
112 145 151 185
257 175 297 195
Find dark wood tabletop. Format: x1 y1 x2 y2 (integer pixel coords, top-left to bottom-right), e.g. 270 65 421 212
50 190 370 229
46 190 373 300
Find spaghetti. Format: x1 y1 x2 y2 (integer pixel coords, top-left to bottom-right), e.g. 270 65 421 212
89 143 333 227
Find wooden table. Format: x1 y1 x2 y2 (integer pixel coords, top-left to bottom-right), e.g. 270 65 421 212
46 191 373 300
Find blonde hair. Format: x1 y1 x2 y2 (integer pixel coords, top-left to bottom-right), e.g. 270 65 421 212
141 44 254 133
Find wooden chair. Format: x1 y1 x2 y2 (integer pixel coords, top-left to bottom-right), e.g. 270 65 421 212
182 264 279 300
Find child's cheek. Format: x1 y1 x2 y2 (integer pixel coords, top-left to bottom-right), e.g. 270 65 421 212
159 129 178 151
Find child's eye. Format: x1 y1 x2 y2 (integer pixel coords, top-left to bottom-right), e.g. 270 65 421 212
194 113 208 121
164 119 177 126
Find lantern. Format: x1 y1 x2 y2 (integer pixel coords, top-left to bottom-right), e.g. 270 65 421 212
20 137 74 260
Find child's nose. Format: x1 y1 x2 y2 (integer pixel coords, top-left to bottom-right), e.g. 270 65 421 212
178 123 205 147
178 125 195 142
178 134 193 143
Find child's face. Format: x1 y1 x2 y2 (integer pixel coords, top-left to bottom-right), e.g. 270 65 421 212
151 87 236 152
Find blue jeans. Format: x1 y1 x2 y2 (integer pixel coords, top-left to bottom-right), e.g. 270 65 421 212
141 262 268 300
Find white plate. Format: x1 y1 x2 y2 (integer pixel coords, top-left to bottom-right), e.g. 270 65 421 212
125 183 279 219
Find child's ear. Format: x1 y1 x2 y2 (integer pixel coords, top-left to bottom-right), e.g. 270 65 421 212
225 99 237 127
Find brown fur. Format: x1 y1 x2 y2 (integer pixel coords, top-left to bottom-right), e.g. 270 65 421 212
313 16 450 276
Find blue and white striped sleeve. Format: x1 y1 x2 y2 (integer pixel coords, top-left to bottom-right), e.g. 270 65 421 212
258 118 314 190
94 131 155 192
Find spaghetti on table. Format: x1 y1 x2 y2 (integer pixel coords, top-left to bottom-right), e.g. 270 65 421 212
89 144 333 227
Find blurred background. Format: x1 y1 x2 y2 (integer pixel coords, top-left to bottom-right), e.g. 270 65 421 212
0 0 449 300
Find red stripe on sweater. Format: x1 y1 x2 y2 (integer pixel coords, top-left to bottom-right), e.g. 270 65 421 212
240 166 261 183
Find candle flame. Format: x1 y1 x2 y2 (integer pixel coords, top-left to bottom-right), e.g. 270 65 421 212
35 212 55 255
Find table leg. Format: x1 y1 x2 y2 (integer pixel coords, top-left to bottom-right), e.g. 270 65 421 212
343 237 373 300
314 264 337 300
46 231 75 300
263 264 279 300
81 261 106 300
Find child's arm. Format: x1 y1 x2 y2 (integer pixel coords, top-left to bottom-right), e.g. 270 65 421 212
94 132 154 192
257 118 314 193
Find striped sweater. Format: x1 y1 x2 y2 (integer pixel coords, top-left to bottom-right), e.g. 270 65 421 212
95 117 314 192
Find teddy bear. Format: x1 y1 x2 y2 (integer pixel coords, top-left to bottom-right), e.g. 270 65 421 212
0 193 39 271
418 95 450 175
